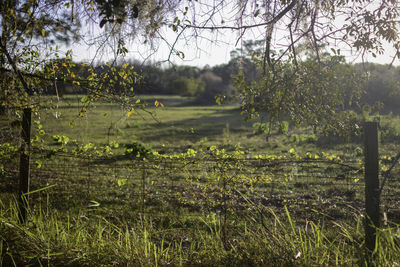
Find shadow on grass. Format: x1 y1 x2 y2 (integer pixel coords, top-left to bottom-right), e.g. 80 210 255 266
137 108 251 144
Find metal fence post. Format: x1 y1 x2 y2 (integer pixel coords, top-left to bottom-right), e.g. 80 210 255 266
18 107 32 223
364 121 380 251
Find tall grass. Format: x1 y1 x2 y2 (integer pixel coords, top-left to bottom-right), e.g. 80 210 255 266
1 197 400 266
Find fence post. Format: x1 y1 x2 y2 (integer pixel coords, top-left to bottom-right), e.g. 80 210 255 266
18 107 32 223
364 121 380 251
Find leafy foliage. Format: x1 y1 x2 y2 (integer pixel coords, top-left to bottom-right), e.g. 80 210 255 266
357 63 400 113
238 53 364 136
124 141 153 158
171 76 205 97
252 122 270 135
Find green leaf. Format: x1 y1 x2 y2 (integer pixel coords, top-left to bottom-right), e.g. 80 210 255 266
81 96 88 103
118 179 127 187
35 160 42 169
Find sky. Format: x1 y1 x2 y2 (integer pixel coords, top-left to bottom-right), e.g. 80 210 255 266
71 29 239 67
70 15 400 68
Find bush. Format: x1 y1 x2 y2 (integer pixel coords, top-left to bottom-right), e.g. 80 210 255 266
289 134 317 144
379 113 400 143
171 77 205 97
277 121 289 134
301 134 317 143
123 141 152 158
196 71 234 104
252 122 270 135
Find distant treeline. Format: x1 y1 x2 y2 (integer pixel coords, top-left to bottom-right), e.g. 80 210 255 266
356 63 400 114
52 57 400 112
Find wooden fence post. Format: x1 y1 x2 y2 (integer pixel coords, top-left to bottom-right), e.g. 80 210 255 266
18 107 32 223
364 121 380 251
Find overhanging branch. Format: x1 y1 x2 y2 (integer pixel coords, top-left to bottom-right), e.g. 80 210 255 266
0 38 34 95
185 0 297 31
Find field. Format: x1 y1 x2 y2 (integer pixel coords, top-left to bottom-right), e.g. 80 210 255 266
1 95 400 266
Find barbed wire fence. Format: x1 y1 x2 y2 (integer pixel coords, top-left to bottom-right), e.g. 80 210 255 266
0 154 393 215
1 122 399 250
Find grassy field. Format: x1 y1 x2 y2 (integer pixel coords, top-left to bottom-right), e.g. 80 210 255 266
38 95 383 154
1 95 400 266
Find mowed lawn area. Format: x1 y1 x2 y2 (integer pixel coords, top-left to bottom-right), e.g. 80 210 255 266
39 94 385 156
40 95 258 151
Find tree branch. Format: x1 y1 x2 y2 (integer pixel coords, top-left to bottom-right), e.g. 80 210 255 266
0 38 33 95
185 0 297 31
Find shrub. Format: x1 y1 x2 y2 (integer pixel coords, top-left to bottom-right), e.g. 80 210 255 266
379 113 400 143
354 146 363 156
171 77 205 97
302 134 317 143
277 121 289 134
289 134 317 144
289 134 300 143
196 71 234 104
123 141 152 158
252 122 270 135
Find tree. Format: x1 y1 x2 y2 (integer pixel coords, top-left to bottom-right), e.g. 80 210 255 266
195 71 232 104
92 0 400 132
96 1 400 65
191 0 398 132
239 53 364 136
2 0 400 133
356 63 400 113
0 1 144 113
0 0 145 164
171 76 205 96
0 1 79 107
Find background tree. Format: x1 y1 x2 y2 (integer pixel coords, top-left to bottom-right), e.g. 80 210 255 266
2 0 400 134
91 0 398 132
171 76 205 97
175 1 400 131
357 63 400 114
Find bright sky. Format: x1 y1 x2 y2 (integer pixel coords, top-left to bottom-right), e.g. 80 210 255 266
70 18 400 68
71 29 239 67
